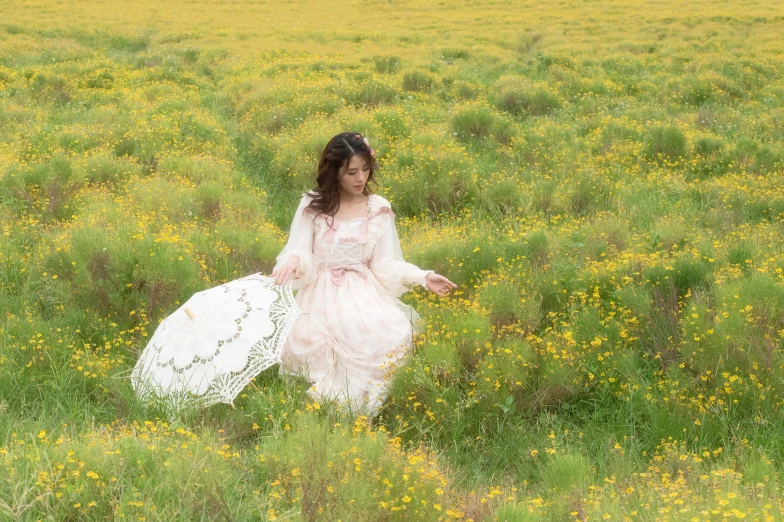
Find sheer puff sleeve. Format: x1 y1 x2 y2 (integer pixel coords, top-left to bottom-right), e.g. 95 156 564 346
370 200 433 298
272 193 317 291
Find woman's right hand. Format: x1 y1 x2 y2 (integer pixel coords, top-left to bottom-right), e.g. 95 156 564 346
272 256 301 285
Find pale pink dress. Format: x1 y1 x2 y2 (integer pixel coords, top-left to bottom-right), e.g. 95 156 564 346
273 192 432 416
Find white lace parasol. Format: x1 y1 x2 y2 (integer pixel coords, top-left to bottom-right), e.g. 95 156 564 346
131 273 300 412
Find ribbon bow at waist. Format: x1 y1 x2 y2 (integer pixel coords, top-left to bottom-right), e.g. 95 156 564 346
320 260 371 286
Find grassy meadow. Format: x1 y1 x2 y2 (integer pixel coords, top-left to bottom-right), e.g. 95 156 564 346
2 0 784 519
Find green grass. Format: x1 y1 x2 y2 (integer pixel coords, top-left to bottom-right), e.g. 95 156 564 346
2 0 784 519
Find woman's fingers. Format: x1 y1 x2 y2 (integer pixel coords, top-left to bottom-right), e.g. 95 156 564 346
439 279 457 292
275 268 290 285
434 281 453 296
271 258 302 285
436 274 457 288
426 274 457 296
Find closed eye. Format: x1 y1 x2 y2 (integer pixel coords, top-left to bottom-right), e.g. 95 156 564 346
347 167 370 175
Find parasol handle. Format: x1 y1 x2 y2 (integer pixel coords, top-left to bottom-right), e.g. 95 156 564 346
184 307 195 320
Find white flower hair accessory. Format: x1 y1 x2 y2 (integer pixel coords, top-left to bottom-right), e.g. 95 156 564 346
355 133 374 155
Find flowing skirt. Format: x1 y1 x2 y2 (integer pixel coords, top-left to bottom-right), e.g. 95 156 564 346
279 266 419 417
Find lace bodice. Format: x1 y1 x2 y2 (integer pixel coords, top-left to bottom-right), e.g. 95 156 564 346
309 195 392 268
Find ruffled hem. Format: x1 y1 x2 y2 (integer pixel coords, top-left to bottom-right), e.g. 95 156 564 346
278 267 417 416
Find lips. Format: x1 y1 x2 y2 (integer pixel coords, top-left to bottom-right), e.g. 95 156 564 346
354 184 364 190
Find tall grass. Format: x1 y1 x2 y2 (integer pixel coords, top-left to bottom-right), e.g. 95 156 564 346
2 0 784 520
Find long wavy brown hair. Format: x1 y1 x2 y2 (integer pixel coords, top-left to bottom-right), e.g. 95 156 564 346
305 132 378 227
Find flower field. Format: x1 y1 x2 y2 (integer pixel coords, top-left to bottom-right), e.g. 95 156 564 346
2 0 784 519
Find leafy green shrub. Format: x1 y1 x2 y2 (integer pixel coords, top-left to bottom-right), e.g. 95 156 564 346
357 80 399 106
727 241 756 275
449 311 493 372
527 178 559 217
568 172 616 217
241 94 344 134
268 129 335 191
532 261 579 319
726 137 784 174
593 120 642 155
383 135 476 218
0 155 81 221
412 233 499 288
0 421 258 521
539 452 593 493
416 335 461 384
32 226 189 328
645 257 713 298
614 284 652 320
373 55 401 73
156 154 230 184
479 281 522 328
479 281 542 332
474 339 535 418
402 70 434 92
175 46 201 64
643 125 688 161
682 273 784 377
441 48 469 62
693 135 724 157
493 117 516 145
30 73 71 104
584 218 628 259
109 34 150 52
209 220 281 278
677 75 714 106
495 78 561 117
501 229 550 269
480 178 529 216
196 183 223 222
451 106 495 140
530 345 579 409
450 107 515 145
80 68 115 89
374 110 410 140
384 358 450 422
454 81 479 100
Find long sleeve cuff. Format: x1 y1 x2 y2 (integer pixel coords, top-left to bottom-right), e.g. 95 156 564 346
415 269 433 289
286 253 316 291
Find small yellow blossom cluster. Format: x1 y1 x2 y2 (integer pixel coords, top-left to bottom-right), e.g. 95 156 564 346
0 420 244 520
257 414 467 520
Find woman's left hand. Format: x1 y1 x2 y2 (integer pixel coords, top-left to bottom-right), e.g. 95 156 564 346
425 272 458 297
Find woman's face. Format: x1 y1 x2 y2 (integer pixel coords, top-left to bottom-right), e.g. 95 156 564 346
337 154 370 197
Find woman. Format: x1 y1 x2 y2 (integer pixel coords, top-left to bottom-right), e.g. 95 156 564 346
271 131 457 417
